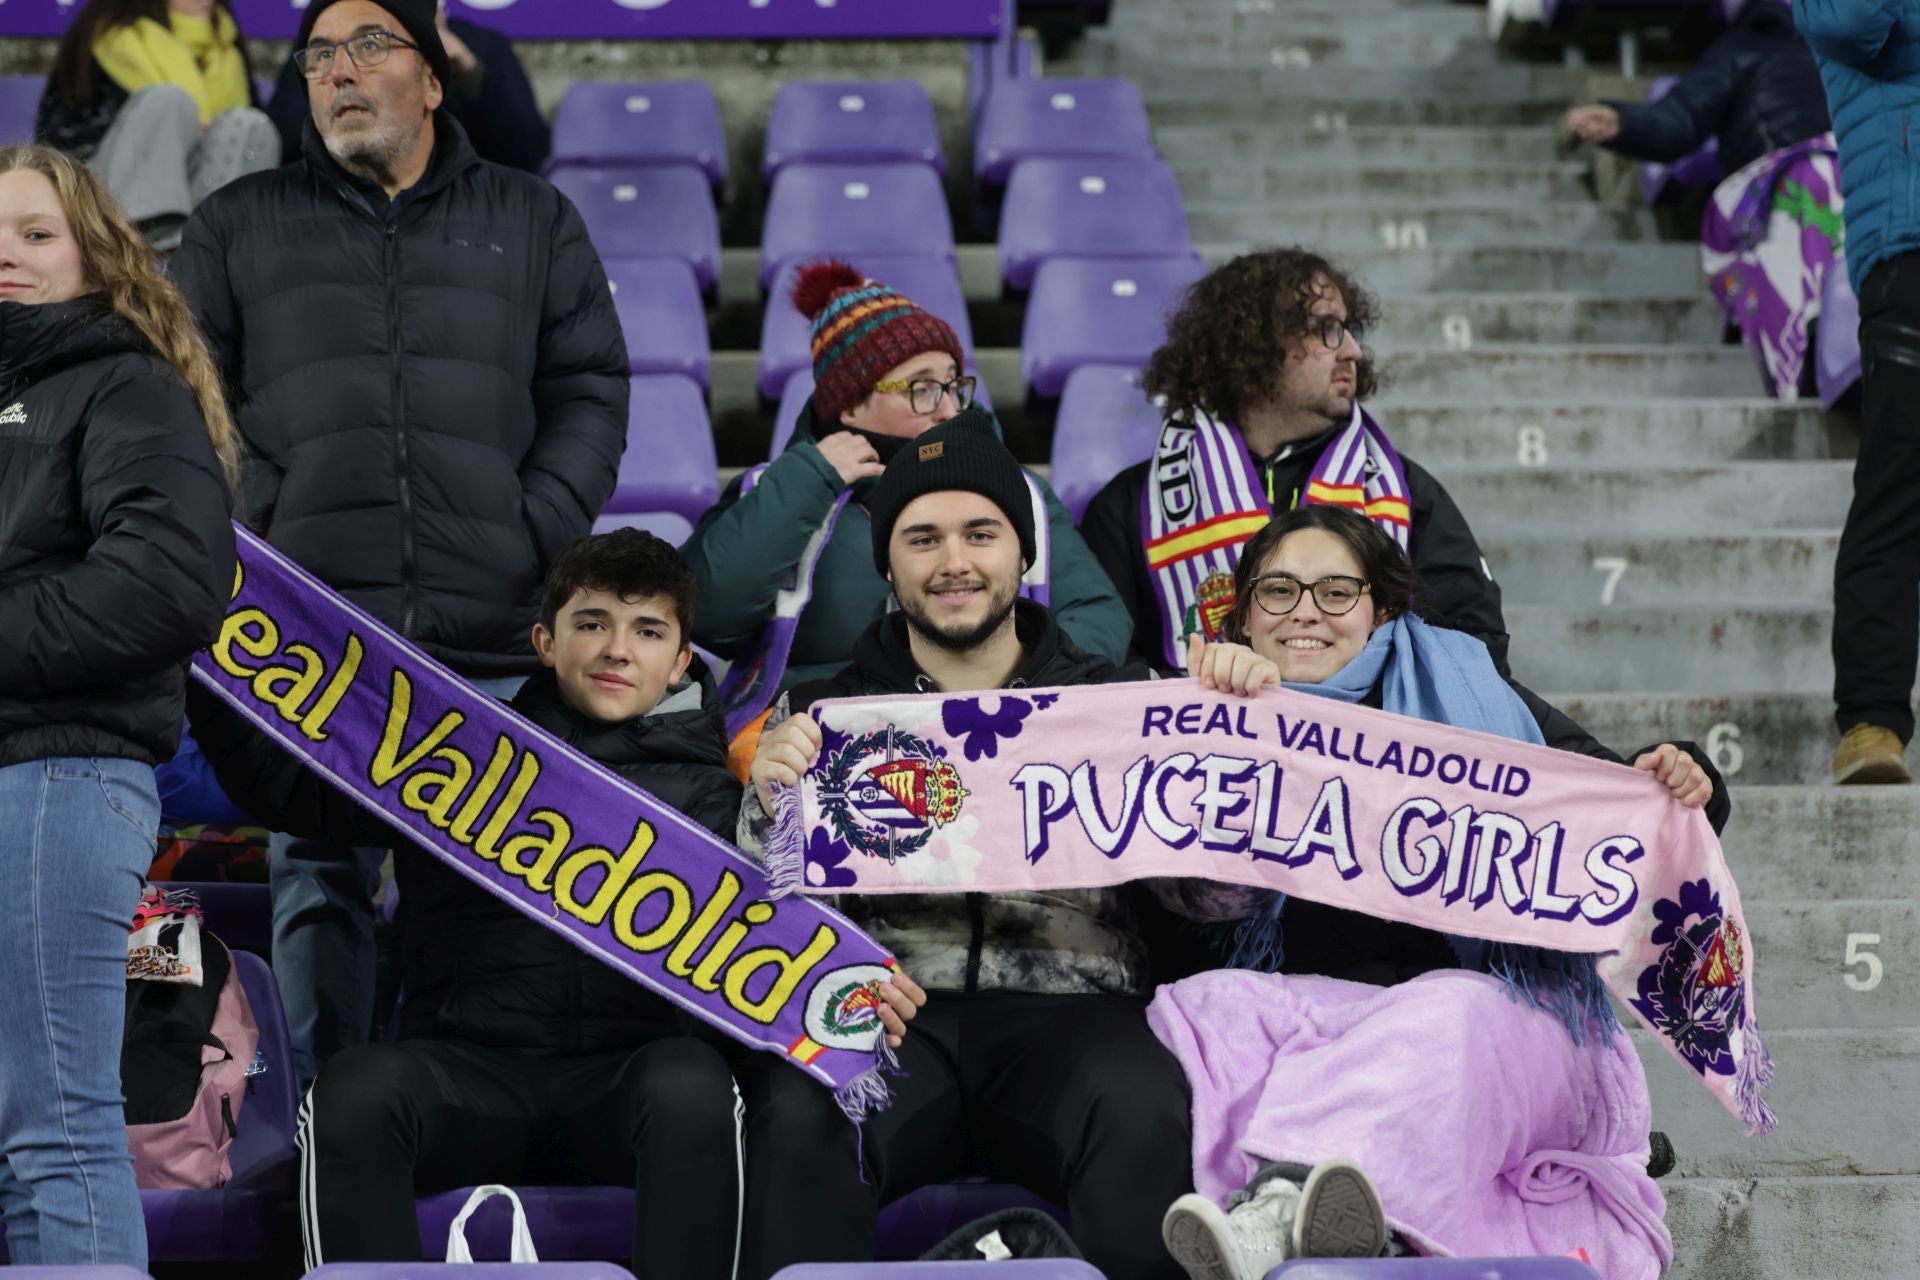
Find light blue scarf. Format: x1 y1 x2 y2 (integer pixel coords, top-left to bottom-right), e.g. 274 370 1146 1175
1226 616 1616 1044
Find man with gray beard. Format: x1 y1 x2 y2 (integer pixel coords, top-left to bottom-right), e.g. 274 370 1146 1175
172 0 629 1089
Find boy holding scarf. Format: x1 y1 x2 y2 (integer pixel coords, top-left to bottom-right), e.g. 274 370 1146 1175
738 420 1271 1280
187 529 923 1280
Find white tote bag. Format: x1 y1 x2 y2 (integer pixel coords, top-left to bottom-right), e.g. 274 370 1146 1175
444 1184 540 1263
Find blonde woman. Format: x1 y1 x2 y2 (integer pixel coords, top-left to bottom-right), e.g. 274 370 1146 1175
38 0 279 249
0 144 235 1267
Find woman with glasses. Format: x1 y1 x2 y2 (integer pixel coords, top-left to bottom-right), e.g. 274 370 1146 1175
1145 505 1720 1280
0 144 236 1267
36 0 279 250
683 261 1131 771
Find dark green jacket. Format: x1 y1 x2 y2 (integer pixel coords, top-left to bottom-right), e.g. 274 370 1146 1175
683 399 1131 693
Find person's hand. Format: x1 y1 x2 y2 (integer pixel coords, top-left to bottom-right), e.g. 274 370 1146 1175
1635 743 1712 808
751 712 823 817
1566 104 1622 144
815 431 887 488
875 971 927 1049
436 6 480 77
1189 636 1281 697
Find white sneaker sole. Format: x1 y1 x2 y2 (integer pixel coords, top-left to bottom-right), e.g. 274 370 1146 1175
1295 1158 1388 1259
1163 1193 1246 1280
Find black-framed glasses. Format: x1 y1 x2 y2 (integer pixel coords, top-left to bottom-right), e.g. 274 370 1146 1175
1251 573 1371 616
872 374 978 416
293 30 423 79
1310 315 1366 350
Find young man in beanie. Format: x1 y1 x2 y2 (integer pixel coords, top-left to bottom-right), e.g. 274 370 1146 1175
682 261 1129 765
171 0 629 1088
731 420 1269 1280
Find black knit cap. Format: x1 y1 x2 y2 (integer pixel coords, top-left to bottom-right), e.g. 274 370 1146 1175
869 409 1037 576
296 0 453 90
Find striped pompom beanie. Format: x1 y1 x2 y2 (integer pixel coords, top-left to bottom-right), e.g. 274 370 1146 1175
791 261 965 423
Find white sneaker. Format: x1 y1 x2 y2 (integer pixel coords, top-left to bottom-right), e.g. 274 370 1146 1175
1162 1176 1298 1280
1292 1158 1388 1259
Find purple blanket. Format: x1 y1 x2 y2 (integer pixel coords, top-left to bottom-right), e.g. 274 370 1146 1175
1148 969 1672 1279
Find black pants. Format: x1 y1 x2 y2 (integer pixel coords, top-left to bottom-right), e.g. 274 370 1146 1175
738 991 1195 1280
1835 250 1920 741
299 1036 742 1280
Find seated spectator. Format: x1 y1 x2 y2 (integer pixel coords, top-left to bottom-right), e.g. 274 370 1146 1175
186 530 917 1280
737 419 1269 1280
683 262 1130 767
267 0 548 172
1153 506 1726 1280
36 0 279 249
1565 0 1829 177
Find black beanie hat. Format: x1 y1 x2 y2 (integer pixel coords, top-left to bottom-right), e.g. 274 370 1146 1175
296 0 453 90
869 410 1037 576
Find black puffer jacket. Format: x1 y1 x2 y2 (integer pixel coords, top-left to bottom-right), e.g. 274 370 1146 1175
171 115 629 676
1603 1 1831 175
0 297 234 770
188 664 743 1056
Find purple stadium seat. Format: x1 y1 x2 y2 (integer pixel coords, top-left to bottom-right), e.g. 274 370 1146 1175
549 166 721 292
1818 254 1862 408
416 1186 633 1261
313 1266 635 1278
593 510 694 544
1021 255 1206 398
761 163 956 289
773 1265 1101 1279
999 156 1190 292
1637 76 1721 205
2 1270 155 1278
765 80 945 181
1271 1259 1603 1278
605 374 718 525
771 367 994 458
547 81 727 190
0 74 42 146
974 78 1158 188
759 254 973 400
604 257 711 388
1051 365 1162 521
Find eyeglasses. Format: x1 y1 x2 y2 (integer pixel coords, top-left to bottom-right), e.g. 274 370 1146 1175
1250 573 1370 616
1310 315 1366 350
293 30 423 79
871 374 977 416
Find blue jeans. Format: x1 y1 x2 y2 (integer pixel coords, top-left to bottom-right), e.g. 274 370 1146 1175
0 756 157 1267
271 673 527 1091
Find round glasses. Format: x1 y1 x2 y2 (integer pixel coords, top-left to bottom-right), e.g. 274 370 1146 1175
1310 315 1367 350
1250 573 1370 616
294 30 423 79
872 374 977 416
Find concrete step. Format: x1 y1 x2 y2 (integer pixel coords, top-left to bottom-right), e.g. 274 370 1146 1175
1504 605 1842 694
1540 693 1889 786
1639 1028 1919 1178
1144 91 1574 128
1106 3 1488 38
1730 901 1917 1030
1383 401 1843 465
1365 293 1722 347
1110 61 1575 106
1178 163 1591 205
1715 788 1920 902
1484 532 1838 607
1434 463 1852 535
1664 1176 1920 1280
1156 124 1561 169
1188 202 1662 248
1195 244 1702 295
1376 346 1761 398
1079 25 1500 72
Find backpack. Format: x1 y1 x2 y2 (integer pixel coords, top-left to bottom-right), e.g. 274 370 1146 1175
121 936 261 1189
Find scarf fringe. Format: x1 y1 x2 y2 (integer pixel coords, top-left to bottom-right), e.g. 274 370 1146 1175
1735 1013 1777 1136
762 781 805 898
1220 894 1289 972
1480 942 1620 1048
833 1039 901 1126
